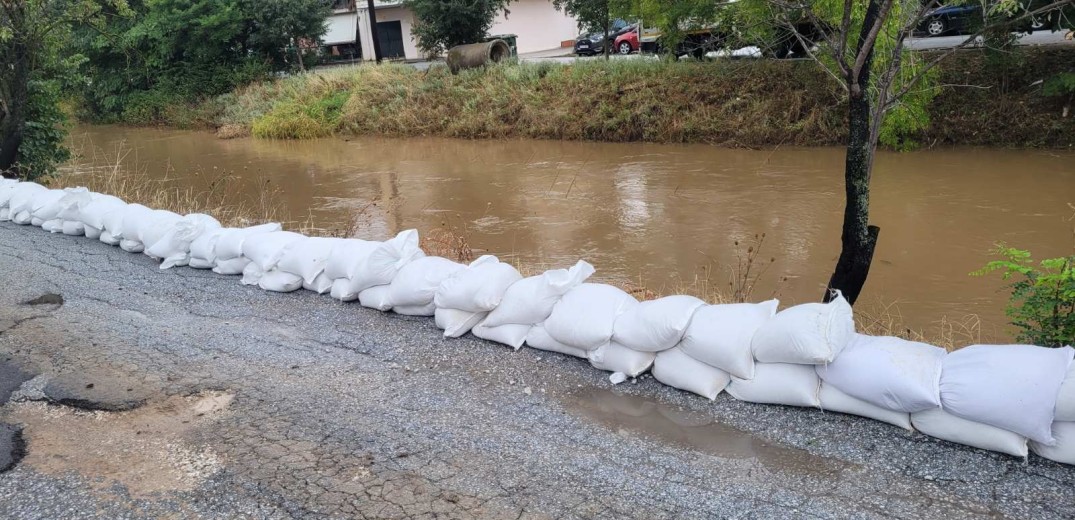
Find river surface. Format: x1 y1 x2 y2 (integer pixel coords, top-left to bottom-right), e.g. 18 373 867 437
64 125 1075 340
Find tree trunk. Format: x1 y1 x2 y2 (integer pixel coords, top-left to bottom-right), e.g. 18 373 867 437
0 18 29 178
294 37 306 72
603 21 610 61
366 0 382 63
824 0 883 306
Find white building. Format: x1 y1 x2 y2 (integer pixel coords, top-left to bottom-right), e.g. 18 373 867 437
323 0 579 61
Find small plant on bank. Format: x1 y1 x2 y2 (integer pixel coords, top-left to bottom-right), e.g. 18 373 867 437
974 246 1075 347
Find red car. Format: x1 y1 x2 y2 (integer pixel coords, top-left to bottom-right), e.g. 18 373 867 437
613 30 639 54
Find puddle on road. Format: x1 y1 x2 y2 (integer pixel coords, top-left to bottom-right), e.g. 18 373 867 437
565 388 854 478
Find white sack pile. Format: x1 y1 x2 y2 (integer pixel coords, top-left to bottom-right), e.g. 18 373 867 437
4 178 1074 466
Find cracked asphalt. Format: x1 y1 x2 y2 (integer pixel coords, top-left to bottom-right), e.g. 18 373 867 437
1 221 1074 519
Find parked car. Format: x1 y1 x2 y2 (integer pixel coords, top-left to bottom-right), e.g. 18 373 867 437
917 2 1054 37
614 30 639 54
574 20 634 56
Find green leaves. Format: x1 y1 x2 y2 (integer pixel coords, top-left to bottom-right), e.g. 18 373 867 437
404 0 512 55
974 245 1075 347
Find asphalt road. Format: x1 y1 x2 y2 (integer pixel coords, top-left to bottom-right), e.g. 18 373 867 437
1 221 1074 519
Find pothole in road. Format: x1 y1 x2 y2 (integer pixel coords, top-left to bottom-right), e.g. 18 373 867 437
8 390 236 496
563 388 856 478
0 423 26 473
22 293 64 306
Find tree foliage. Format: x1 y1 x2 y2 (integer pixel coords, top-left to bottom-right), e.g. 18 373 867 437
77 0 331 124
1 0 123 180
404 0 511 56
975 246 1075 347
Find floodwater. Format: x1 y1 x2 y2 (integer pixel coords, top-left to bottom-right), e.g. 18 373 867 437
64 125 1075 338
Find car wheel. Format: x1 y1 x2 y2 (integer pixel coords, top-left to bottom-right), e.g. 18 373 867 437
618 41 632 55
1029 15 1046 30
926 18 946 37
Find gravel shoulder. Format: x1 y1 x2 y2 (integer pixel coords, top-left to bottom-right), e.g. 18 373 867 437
0 221 1073 519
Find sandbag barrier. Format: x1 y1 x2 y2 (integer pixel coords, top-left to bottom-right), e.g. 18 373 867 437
3 179 1075 465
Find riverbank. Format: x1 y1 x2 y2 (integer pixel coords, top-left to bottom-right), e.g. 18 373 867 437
99 47 1075 148
1 221 1073 518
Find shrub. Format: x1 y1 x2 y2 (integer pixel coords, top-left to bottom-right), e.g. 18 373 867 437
974 246 1075 347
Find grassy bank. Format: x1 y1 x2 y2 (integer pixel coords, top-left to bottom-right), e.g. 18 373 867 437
135 46 1075 148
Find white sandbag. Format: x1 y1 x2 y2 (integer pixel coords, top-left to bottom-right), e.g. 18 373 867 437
940 344 1073 445
525 323 590 358
544 283 639 351
393 302 437 316
12 210 32 225
275 237 343 285
727 362 820 408
471 321 531 350
358 284 393 311
79 194 126 231
434 255 523 313
482 260 595 328
258 270 304 293
434 308 489 338
241 262 264 286
751 292 855 365
612 295 705 353
28 189 66 222
99 230 120 246
0 208 8 221
328 230 425 300
145 213 222 269
387 256 466 308
241 231 306 271
0 181 23 211
819 383 913 431
651 347 731 400
114 204 154 241
189 228 226 269
213 257 250 275
588 342 656 376
214 223 284 261
84 225 102 239
911 408 1028 457
61 221 85 236
30 216 44 227
1055 364 1075 422
137 210 183 253
5 182 46 216
677 300 778 380
1030 422 1075 465
816 333 945 413
303 272 334 294
324 239 380 280
54 187 93 222
41 219 62 233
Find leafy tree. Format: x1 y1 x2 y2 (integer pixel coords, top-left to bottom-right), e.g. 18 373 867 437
77 0 330 124
1 0 124 180
975 246 1075 347
404 0 511 56
752 0 1074 305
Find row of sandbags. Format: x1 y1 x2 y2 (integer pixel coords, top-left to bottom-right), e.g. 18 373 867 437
2 179 1074 465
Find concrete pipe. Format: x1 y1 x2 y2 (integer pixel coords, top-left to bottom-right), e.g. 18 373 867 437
446 39 512 74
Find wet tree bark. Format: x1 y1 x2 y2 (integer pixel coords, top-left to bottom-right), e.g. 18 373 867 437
824 0 883 305
0 6 29 178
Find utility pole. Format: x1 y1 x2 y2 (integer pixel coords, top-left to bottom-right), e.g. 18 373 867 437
366 0 383 63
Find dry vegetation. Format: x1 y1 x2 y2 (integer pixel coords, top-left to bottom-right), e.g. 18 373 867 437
172 47 1075 149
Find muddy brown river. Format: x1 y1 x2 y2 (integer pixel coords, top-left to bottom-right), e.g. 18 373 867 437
63 125 1075 341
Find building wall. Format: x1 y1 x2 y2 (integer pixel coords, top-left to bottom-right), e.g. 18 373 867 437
490 0 579 54
328 0 579 61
